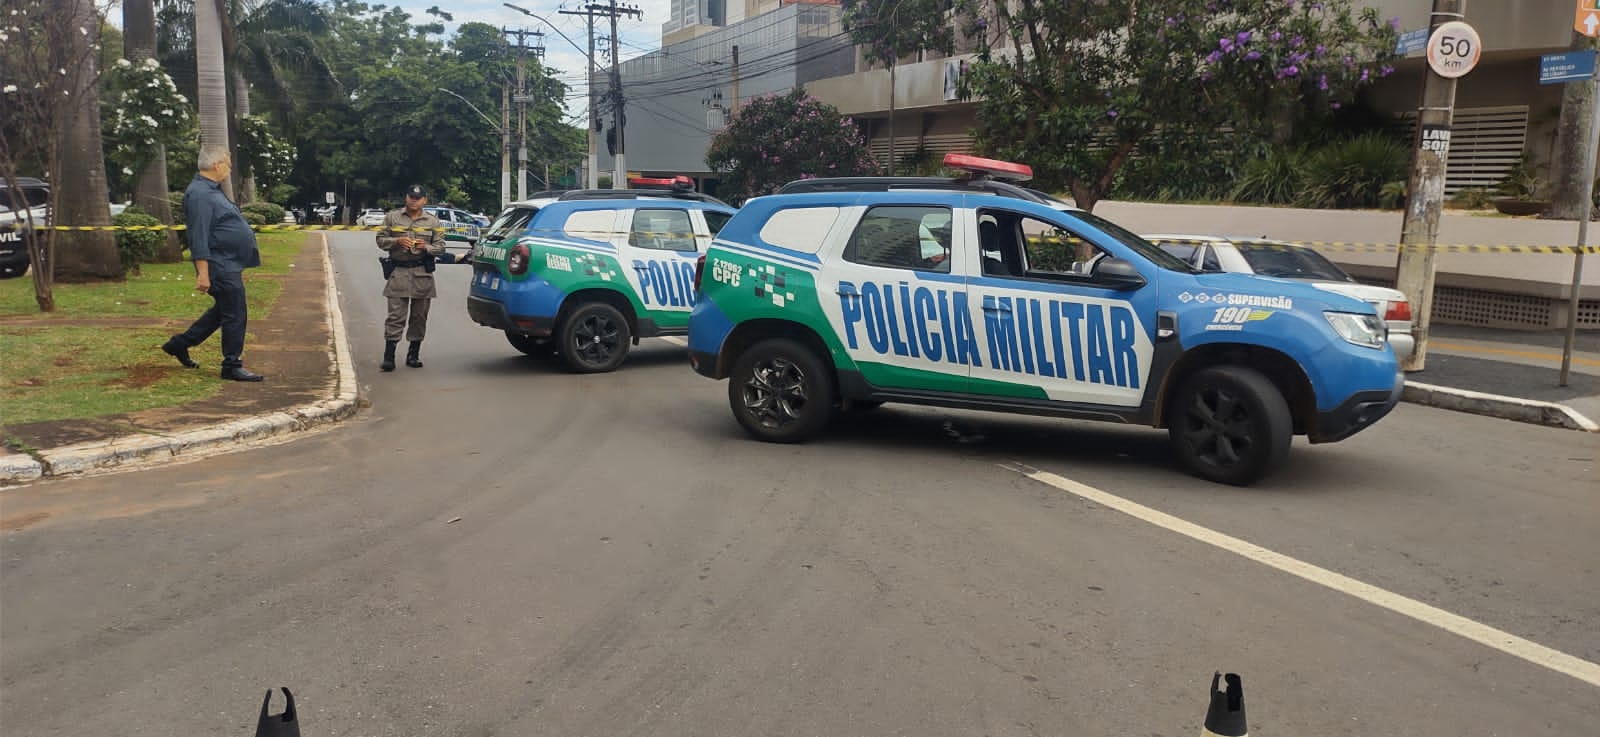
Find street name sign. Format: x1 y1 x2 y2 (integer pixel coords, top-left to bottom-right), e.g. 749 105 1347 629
1542 50 1599 85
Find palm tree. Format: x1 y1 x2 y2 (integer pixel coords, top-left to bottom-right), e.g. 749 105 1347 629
51 0 122 282
123 0 180 261
195 0 232 198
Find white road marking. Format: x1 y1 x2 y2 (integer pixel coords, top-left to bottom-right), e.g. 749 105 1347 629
660 336 688 346
1004 463 1600 690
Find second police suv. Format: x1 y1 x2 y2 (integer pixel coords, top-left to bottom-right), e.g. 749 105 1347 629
467 176 736 372
687 154 1404 486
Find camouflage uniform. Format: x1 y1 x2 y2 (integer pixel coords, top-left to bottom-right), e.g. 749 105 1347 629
376 207 445 368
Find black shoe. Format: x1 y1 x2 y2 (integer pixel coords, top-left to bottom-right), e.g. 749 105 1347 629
221 367 264 382
162 340 199 368
381 340 397 372
406 341 423 368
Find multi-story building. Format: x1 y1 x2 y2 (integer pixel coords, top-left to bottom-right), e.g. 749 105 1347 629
804 0 1574 194
599 0 851 190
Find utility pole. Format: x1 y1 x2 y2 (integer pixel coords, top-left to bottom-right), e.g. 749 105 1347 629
730 45 740 116
1394 0 1472 372
561 6 602 188
593 0 643 188
502 27 546 201
501 82 511 207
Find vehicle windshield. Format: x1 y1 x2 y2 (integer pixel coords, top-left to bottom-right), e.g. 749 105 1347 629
483 206 538 243
1235 241 1354 281
1062 210 1197 272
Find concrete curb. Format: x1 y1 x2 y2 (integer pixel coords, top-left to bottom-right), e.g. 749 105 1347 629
1402 381 1600 432
1 234 360 486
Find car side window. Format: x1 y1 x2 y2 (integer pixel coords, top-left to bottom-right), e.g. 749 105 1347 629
843 205 952 273
1158 242 1197 263
630 208 696 251
703 210 732 237
1019 216 1105 277
1200 246 1221 272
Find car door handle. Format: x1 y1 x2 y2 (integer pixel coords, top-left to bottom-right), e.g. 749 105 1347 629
835 289 860 298
982 302 1012 313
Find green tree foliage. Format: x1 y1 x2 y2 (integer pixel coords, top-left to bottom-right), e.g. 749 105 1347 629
705 89 879 205
112 206 165 274
238 114 294 201
842 0 955 67
955 0 1401 211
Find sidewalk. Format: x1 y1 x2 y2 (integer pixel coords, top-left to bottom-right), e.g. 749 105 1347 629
1 245 1594 484
1408 324 1600 432
0 234 358 484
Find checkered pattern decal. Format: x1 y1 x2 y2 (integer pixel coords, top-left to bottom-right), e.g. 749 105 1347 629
750 264 798 308
576 252 620 282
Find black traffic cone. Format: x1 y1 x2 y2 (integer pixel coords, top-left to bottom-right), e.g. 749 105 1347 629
1202 672 1247 736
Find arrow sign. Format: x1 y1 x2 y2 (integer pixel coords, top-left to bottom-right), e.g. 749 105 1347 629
1578 0 1600 37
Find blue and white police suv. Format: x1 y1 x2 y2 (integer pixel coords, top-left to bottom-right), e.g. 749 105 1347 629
687 154 1404 486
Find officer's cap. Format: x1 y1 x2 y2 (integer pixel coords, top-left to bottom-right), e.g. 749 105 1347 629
403 184 427 199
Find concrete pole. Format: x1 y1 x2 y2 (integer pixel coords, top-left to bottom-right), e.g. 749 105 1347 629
588 12 600 189
501 81 511 207
517 47 528 201
731 45 740 115
611 4 625 188
1393 0 1465 373
1560 74 1600 386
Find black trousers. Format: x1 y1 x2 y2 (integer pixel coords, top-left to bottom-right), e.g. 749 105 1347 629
172 269 248 368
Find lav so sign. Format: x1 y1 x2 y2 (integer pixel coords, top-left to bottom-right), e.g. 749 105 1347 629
1421 124 1451 157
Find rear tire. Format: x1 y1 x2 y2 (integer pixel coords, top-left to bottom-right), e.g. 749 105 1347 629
1167 365 1292 486
556 302 631 373
728 337 834 443
505 331 553 357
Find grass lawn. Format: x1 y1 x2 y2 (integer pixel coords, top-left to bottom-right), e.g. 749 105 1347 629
0 232 302 428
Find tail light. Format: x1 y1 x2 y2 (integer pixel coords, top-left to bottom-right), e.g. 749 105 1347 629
693 254 706 292
1385 299 1412 322
507 243 531 275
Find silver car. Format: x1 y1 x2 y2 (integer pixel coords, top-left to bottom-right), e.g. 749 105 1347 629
1146 234 1415 362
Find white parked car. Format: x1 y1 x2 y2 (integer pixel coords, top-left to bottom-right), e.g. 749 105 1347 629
358 208 386 227
1145 234 1414 362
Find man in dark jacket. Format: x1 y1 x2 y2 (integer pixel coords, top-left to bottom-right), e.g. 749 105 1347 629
375 184 446 371
161 145 264 381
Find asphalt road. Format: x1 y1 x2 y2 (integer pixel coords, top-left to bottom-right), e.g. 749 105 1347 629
2 232 1597 737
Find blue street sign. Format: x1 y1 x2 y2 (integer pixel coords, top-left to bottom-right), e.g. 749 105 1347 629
1542 50 1599 84
1395 28 1429 55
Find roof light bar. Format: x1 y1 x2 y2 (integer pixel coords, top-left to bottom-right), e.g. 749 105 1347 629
943 153 1033 182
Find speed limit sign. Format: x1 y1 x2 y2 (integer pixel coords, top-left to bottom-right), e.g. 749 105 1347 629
1426 21 1481 78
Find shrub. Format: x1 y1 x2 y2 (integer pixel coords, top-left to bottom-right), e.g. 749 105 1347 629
1378 180 1408 210
168 190 189 250
112 206 165 274
242 210 268 226
1446 187 1491 210
1296 133 1410 209
241 201 286 225
1230 148 1305 205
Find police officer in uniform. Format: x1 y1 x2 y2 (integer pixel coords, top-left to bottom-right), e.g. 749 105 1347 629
376 184 446 371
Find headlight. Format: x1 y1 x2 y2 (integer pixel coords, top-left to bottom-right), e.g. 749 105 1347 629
1324 311 1387 349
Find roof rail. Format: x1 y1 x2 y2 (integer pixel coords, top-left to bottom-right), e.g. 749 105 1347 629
552 188 732 207
775 176 1054 204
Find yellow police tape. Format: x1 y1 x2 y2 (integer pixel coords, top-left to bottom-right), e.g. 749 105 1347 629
29 224 1600 254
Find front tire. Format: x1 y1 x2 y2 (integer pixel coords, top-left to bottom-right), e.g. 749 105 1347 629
556 302 631 373
1168 365 1292 486
728 337 834 443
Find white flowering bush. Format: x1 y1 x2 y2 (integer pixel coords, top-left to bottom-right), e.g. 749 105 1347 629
101 58 194 185
238 115 295 193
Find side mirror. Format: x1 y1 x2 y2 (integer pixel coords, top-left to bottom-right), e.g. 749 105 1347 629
1094 257 1147 290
